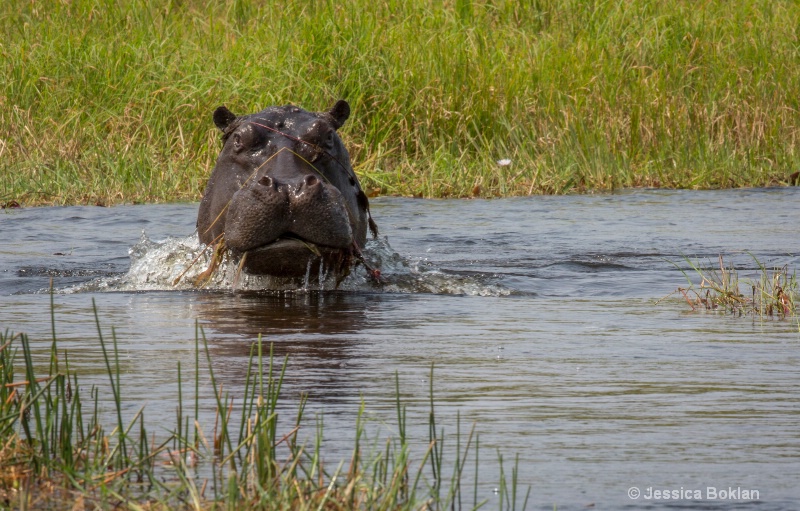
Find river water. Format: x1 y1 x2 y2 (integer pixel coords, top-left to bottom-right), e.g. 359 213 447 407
1 189 798 509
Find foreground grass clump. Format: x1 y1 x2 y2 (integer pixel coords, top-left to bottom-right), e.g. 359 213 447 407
2 0 800 206
0 300 528 510
665 255 797 319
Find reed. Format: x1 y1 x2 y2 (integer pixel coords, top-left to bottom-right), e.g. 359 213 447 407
663 254 797 319
0 298 530 509
2 0 799 206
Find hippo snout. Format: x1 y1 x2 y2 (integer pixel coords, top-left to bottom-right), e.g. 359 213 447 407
254 171 321 195
224 169 354 254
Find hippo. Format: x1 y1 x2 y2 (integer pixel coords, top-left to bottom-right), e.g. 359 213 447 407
196 100 378 280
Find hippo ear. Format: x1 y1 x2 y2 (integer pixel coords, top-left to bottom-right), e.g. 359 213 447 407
213 106 238 131
327 100 350 129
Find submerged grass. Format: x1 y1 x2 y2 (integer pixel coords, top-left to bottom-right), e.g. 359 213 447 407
2 0 800 206
663 254 798 320
0 295 529 510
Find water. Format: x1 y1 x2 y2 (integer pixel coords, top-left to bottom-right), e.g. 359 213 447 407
1 189 799 509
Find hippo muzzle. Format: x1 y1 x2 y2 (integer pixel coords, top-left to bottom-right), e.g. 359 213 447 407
196 100 377 279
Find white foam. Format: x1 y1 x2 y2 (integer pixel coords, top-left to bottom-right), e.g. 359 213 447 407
67 232 511 296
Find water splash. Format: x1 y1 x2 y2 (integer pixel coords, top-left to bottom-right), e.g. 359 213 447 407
67 232 511 296
346 237 512 296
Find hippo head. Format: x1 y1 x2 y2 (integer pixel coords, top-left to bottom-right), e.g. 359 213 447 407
197 100 377 279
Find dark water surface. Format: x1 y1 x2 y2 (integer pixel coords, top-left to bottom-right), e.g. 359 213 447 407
1 189 799 509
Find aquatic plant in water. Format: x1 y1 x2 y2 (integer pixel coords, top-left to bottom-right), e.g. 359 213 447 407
663 254 797 319
0 295 529 510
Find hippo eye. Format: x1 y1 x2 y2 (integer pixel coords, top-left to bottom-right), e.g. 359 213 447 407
232 126 264 153
233 133 244 152
323 131 335 150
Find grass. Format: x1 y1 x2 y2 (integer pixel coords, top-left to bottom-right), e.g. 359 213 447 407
0 295 529 510
662 254 798 319
2 0 800 206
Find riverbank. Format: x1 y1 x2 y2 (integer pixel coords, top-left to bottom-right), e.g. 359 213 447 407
2 0 799 206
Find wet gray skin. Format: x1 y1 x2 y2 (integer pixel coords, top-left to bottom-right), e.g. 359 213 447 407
197 100 377 278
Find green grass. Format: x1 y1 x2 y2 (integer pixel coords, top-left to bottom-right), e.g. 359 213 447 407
0 296 529 510
2 0 800 206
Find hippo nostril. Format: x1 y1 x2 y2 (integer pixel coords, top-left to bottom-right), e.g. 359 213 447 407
304 175 319 187
258 175 274 187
